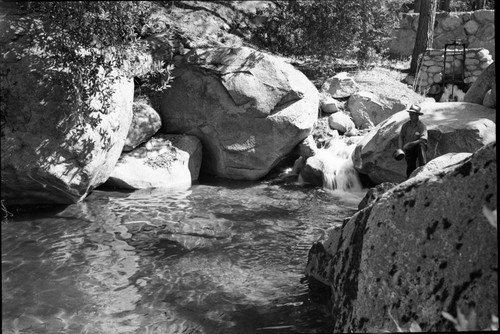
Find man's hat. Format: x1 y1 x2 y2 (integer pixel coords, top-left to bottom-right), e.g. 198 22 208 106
406 104 424 115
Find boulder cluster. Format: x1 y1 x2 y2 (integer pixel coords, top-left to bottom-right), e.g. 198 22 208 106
0 3 497 332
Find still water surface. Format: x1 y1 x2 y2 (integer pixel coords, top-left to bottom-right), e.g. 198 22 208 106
2 180 364 333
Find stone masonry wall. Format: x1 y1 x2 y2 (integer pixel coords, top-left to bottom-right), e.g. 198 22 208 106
415 47 494 95
389 9 495 60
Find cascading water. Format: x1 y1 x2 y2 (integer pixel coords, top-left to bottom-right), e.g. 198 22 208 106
298 138 363 193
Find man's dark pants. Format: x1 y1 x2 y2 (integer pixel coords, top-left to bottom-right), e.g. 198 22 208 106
405 143 427 178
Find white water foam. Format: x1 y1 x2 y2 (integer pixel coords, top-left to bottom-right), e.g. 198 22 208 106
312 138 363 193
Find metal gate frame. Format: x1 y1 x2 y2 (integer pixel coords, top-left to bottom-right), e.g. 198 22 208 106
442 39 467 98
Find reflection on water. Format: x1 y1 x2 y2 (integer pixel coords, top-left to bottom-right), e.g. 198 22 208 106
2 180 363 333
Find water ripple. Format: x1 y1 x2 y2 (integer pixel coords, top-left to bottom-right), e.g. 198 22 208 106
2 181 361 333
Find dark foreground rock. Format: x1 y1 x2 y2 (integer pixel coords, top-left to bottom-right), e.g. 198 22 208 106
306 142 497 332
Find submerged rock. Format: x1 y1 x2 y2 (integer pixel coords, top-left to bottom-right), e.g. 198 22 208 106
306 142 497 332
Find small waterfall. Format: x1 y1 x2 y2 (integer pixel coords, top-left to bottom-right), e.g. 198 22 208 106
302 138 363 192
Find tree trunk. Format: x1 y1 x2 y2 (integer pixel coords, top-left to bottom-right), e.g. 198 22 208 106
440 0 451 11
414 0 422 13
409 0 437 76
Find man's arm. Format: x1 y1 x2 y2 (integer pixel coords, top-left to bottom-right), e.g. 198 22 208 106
398 124 405 150
404 122 428 150
419 122 428 145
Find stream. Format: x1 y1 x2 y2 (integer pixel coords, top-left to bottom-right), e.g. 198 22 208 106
2 179 365 333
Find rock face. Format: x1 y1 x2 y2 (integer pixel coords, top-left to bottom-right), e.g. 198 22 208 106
1 47 133 205
328 112 356 134
353 101 496 184
409 152 472 179
297 135 317 159
464 62 495 105
482 81 496 108
105 134 202 190
123 100 162 152
1 8 135 207
347 91 406 129
357 182 397 210
1 76 133 206
321 72 360 98
306 142 497 332
319 92 341 114
160 46 319 180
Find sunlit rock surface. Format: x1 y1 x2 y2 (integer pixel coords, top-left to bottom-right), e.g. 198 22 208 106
160 46 319 180
464 62 495 106
328 112 356 134
123 100 162 152
321 72 360 99
106 134 202 189
0 71 133 205
0 11 134 206
347 91 406 130
306 142 497 332
353 101 496 184
409 152 472 179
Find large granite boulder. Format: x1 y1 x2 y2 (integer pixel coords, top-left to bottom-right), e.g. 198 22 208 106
464 62 495 105
409 152 472 179
357 182 397 210
123 99 162 152
482 81 496 108
160 46 319 180
1 74 133 206
306 142 497 332
105 134 202 190
0 12 134 206
353 101 496 184
347 91 406 130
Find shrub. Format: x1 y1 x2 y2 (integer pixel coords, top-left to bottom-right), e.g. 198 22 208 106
252 0 405 67
1 2 172 136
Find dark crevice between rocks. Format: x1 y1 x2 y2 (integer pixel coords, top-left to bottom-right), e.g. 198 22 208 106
452 160 472 177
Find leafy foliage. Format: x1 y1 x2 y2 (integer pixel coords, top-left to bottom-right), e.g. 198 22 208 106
1 2 173 139
449 0 495 11
252 0 405 68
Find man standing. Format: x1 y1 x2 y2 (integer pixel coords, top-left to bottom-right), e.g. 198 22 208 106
398 104 428 178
